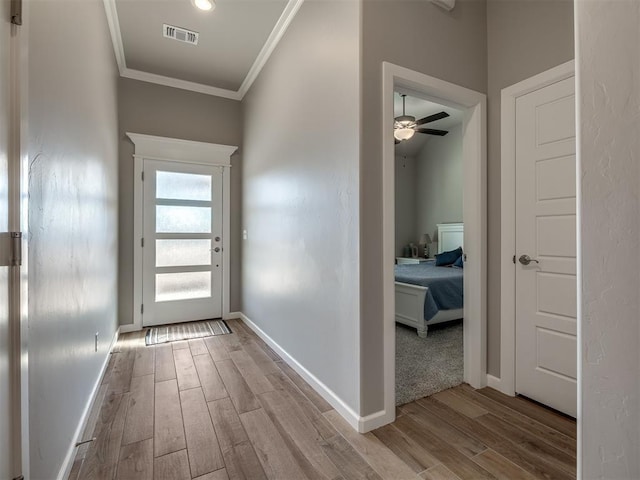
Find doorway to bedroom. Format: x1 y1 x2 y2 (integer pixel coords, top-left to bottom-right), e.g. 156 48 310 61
381 63 487 424
393 91 466 405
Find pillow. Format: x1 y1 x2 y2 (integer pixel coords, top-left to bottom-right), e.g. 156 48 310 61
453 254 464 268
435 247 463 266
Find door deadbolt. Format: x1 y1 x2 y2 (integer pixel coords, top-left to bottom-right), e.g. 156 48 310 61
215 236 221 242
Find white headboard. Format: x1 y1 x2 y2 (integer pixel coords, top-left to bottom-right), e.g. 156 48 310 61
437 223 464 253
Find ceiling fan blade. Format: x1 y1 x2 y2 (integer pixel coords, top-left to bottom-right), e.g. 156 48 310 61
415 111 449 126
416 128 448 136
395 138 401 145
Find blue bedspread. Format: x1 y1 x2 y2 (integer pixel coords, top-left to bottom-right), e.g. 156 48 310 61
395 260 463 321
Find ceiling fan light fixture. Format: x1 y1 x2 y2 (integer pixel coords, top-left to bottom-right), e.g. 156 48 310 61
394 128 415 141
193 0 215 11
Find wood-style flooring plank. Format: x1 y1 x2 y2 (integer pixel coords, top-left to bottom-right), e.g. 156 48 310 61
207 397 267 480
215 358 260 414
173 347 201 391
259 390 343 480
417 396 574 480
189 338 209 356
400 402 487 458
154 379 186 457
154 450 191 480
78 392 130 480
324 409 420 480
122 374 154 446
108 350 135 395
172 340 190 350
371 424 440 474
116 438 153 480
420 464 462 480
475 414 576 478
277 362 333 413
393 414 495 480
266 371 337 441
432 388 488 418
243 341 281 376
472 449 537 480
194 469 230 480
474 386 576 439
204 335 231 362
194 353 229 402
155 344 176 382
453 386 577 457
320 434 383 480
239 407 310 480
181 387 225 477
229 349 275 395
132 344 155 377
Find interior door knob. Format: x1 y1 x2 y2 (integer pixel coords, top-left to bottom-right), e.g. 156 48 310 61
213 247 220 253
519 254 539 265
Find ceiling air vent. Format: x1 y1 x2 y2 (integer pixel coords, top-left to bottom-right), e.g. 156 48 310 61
163 24 199 46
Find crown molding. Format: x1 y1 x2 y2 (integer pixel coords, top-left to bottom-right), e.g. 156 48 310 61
237 0 304 98
126 132 238 164
121 68 242 100
102 0 303 101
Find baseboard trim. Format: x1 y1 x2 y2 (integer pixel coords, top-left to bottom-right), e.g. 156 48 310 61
56 327 121 480
119 323 140 333
359 409 394 432
238 312 377 433
226 311 242 320
486 374 515 396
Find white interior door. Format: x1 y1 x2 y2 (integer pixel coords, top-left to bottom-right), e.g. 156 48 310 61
515 76 577 417
142 159 223 327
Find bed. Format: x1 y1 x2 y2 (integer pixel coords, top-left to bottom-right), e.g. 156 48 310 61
395 223 464 337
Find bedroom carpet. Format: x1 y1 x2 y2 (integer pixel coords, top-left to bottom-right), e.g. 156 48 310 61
395 320 463 406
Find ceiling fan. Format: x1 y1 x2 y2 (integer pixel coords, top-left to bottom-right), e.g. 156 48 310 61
394 94 449 144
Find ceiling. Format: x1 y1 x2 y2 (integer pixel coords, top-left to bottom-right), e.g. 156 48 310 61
105 0 301 99
394 92 464 157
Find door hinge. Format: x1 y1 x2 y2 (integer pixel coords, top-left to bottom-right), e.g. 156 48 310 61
141 304 144 314
141 237 144 248
11 0 22 25
0 232 22 266
513 255 516 264
141 171 145 181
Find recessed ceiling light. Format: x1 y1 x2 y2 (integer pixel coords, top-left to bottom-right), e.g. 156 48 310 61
193 0 214 11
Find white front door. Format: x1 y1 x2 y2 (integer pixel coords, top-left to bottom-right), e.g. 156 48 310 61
142 159 224 326
515 76 577 417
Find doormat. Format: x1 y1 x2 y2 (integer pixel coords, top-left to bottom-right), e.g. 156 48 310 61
145 320 232 346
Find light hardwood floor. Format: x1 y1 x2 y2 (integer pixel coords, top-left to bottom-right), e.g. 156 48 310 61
68 319 576 480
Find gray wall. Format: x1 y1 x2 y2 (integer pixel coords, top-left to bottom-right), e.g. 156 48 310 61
395 154 416 257
486 0 574 376
361 0 487 415
415 125 463 251
117 77 243 325
242 1 361 411
27 1 119 477
577 1 640 477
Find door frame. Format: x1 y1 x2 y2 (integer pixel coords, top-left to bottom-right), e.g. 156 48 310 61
499 60 575 396
9 3 31 477
125 133 237 332
381 62 487 421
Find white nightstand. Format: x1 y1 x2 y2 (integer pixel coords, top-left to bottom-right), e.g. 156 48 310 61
396 257 431 265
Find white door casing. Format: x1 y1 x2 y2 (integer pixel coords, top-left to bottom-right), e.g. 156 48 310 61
380 62 487 433
142 160 224 326
0 1 12 476
127 133 237 332
514 76 577 417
